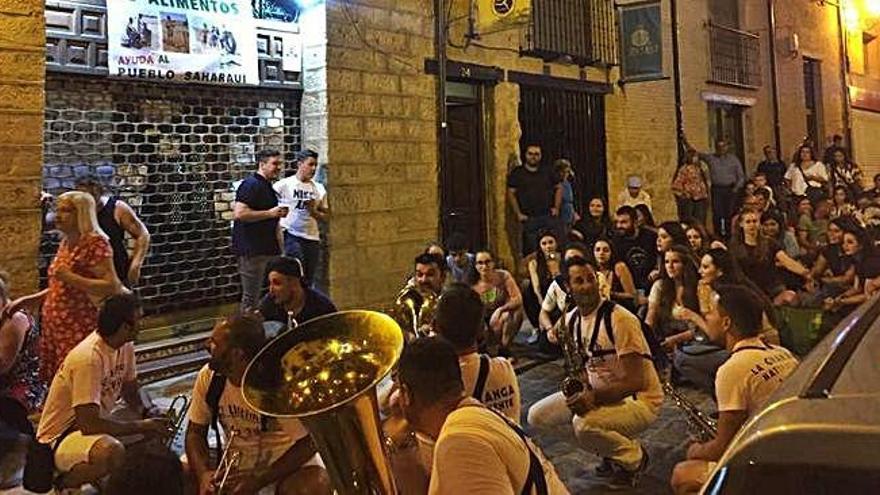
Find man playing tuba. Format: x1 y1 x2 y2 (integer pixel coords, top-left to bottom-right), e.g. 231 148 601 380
184 313 331 495
394 253 446 340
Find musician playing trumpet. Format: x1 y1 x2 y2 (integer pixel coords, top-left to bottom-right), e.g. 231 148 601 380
527 257 663 489
671 286 798 495
185 313 330 495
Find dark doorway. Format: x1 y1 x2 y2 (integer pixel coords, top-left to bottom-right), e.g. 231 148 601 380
442 91 487 251
518 85 608 218
707 102 746 166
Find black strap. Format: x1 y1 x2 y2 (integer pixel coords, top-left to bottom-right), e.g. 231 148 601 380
463 404 548 495
588 301 617 358
472 354 491 401
206 372 226 455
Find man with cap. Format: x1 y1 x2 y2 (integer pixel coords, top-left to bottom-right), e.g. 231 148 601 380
258 256 336 331
617 175 653 213
75 173 151 286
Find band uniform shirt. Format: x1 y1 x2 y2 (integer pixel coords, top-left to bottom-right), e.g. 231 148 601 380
571 305 664 412
188 364 309 471
274 175 327 241
715 337 799 417
428 398 569 495
459 352 521 424
37 331 136 443
232 173 281 257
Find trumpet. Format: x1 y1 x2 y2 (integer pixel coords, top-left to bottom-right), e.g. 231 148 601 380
164 394 190 448
663 381 717 442
212 429 241 495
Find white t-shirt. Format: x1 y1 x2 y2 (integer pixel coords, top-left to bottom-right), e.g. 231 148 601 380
784 161 828 196
540 280 568 313
428 398 569 495
715 337 799 417
274 175 327 241
569 304 664 412
188 365 309 470
459 353 521 424
37 332 136 443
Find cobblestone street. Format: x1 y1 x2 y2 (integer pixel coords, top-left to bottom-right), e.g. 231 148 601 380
517 358 713 495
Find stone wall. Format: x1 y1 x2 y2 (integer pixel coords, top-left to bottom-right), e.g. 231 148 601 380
321 0 438 308
0 0 44 296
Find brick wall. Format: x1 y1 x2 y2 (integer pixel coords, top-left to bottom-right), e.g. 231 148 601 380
321 1 438 309
0 0 44 296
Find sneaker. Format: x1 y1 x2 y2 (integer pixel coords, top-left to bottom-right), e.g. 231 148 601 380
604 448 649 489
594 457 615 478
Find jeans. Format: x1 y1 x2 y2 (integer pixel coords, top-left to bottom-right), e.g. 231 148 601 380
238 255 274 311
522 215 562 257
711 186 736 239
283 232 320 285
527 392 657 470
673 343 731 396
676 197 709 226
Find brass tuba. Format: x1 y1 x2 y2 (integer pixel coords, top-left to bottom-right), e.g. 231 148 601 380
394 283 438 341
242 310 404 495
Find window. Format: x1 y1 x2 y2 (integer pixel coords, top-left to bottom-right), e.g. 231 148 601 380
707 102 746 166
705 463 880 494
709 0 739 28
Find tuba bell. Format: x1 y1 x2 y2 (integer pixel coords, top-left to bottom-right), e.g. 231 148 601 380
394 284 438 341
242 310 404 495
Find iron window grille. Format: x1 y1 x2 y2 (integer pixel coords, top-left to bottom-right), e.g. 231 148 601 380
708 21 762 88
522 0 619 67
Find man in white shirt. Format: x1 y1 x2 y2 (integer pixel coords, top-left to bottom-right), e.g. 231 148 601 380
538 242 590 337
274 149 328 285
397 337 569 495
670 285 798 494
185 312 329 495
528 256 663 488
434 283 521 422
36 293 168 490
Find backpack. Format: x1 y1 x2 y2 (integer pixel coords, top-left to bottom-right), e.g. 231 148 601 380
205 372 268 455
566 300 669 373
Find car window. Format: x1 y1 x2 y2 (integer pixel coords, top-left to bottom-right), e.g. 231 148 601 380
705 463 880 494
832 317 880 395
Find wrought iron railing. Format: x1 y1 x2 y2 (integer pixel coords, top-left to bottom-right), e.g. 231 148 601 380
522 0 618 67
708 22 762 88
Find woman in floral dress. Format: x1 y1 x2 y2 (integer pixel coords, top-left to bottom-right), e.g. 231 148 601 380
5 191 121 381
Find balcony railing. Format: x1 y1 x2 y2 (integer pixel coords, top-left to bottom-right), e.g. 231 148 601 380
708 22 761 88
522 0 618 67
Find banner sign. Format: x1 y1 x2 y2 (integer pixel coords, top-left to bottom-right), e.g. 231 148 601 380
108 0 259 86
618 2 663 82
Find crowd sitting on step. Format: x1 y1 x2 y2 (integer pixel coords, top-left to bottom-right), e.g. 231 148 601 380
0 135 877 494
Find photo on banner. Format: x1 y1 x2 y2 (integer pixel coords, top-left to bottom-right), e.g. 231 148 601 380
618 1 664 82
108 0 259 85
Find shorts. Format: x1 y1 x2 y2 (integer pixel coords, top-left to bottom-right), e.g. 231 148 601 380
54 431 114 473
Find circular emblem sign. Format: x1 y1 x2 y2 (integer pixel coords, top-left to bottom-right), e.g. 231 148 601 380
494 0 514 17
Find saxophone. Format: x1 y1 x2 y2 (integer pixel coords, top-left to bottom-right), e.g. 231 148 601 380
663 381 717 442
557 296 591 399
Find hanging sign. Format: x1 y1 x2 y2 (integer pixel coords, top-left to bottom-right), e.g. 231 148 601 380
475 0 531 34
107 0 259 85
619 2 663 82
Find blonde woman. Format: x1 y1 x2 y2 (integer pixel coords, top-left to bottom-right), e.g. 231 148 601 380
4 191 121 379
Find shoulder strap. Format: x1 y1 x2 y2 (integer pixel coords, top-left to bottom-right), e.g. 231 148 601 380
588 301 617 357
460 404 548 495
472 354 491 401
206 371 226 453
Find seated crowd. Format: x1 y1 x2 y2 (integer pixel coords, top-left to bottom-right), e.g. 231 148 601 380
1 138 877 494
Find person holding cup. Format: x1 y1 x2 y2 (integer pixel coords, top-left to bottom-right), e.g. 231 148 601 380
274 149 328 286
232 149 289 310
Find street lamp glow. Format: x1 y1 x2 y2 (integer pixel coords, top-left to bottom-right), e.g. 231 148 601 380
866 0 880 16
